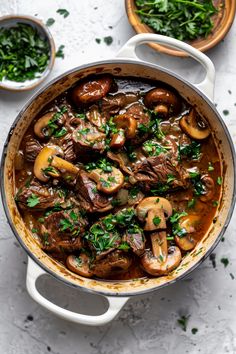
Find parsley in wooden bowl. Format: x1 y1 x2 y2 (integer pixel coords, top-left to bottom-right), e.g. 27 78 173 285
0 15 55 91
125 0 236 56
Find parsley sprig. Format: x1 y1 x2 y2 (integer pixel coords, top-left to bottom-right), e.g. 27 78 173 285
135 0 217 41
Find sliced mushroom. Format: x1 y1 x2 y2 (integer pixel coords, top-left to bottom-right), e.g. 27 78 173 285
66 254 94 278
141 246 182 276
175 215 199 251
144 88 181 117
34 111 66 139
150 231 168 263
88 167 124 194
33 145 64 182
72 76 113 106
34 145 79 183
200 175 215 202
136 197 173 231
180 109 210 140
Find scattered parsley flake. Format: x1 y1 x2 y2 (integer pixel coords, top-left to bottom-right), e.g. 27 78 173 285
57 9 70 18
56 45 65 59
221 257 229 268
104 36 113 45
46 18 55 27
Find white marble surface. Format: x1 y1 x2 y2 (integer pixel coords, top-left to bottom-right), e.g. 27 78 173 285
0 1 236 353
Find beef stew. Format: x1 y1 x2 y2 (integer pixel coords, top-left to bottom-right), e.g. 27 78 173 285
14 75 222 280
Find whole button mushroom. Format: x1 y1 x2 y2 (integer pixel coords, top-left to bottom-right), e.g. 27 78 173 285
72 75 113 106
144 88 181 117
180 109 210 140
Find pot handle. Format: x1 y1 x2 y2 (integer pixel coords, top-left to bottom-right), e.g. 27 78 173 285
26 258 129 326
116 34 215 101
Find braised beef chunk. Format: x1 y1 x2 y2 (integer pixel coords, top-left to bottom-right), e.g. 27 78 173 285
134 153 189 192
72 121 106 158
41 208 87 253
124 226 145 256
91 250 132 278
25 138 43 162
75 171 112 212
15 180 64 210
101 92 138 114
15 75 222 281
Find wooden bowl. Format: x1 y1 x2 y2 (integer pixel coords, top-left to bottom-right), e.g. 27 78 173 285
0 15 55 91
125 0 236 57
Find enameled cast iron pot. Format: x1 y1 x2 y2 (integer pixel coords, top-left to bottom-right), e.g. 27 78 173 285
1 34 236 326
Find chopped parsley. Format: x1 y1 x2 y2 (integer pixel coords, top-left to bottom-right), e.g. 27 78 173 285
0 23 50 82
118 242 131 250
170 211 188 238
57 9 70 18
27 194 40 208
177 315 190 332
191 328 198 335
143 140 167 156
153 216 161 226
56 45 65 59
208 162 214 171
188 198 196 209
217 176 222 185
135 0 217 41
54 127 67 138
103 36 113 45
178 141 201 160
221 257 229 267
46 18 55 27
95 38 101 44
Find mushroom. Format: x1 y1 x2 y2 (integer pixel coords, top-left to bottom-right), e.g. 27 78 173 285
180 109 210 140
136 197 173 231
109 114 137 149
34 145 79 182
141 246 182 276
66 254 94 278
200 175 215 202
88 166 124 194
144 88 181 117
113 114 137 139
174 214 199 251
34 111 66 139
72 76 113 106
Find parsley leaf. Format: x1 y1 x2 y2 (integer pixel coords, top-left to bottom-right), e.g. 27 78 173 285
57 9 70 18
46 18 55 27
27 194 40 208
56 45 65 59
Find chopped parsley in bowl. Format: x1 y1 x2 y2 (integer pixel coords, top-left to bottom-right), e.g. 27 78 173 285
0 15 55 91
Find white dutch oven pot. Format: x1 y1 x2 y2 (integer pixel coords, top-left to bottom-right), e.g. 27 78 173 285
1 34 235 326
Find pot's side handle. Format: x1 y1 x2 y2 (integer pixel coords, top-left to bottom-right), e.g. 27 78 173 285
116 34 215 101
26 258 129 326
